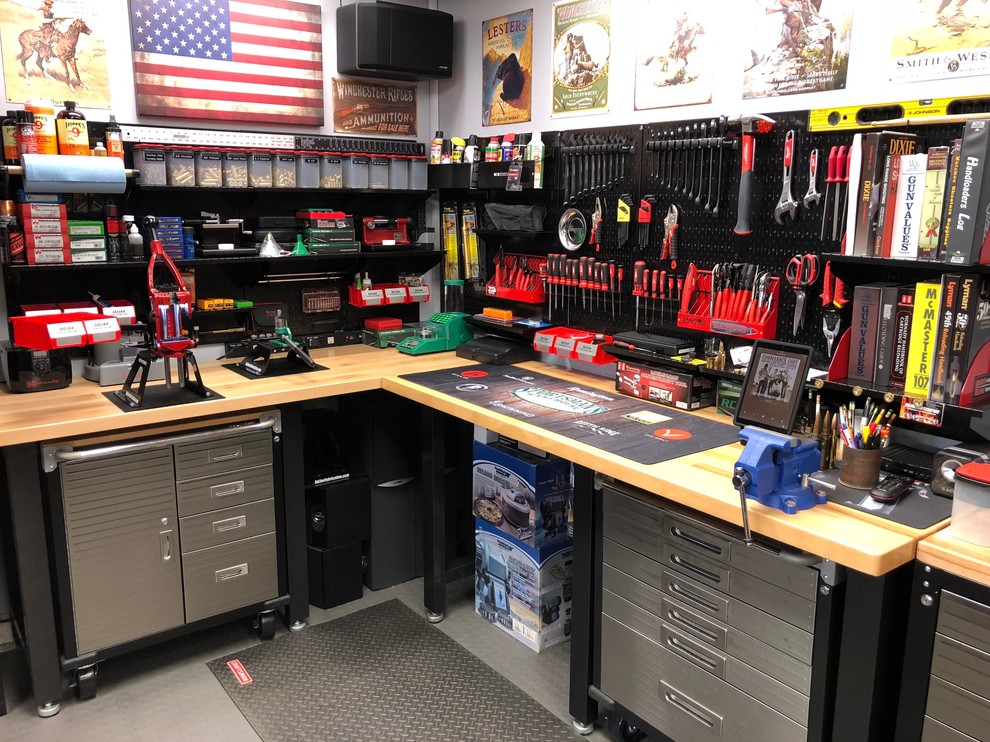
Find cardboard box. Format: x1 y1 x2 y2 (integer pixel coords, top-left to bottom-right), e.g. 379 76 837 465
70 250 107 263
67 220 105 237
615 360 715 410
26 233 69 250
70 236 106 252
22 218 67 234
472 440 572 549
475 518 573 653
16 203 65 220
26 246 69 264
717 378 742 416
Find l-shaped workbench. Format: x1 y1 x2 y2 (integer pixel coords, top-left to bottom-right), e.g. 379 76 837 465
0 345 951 737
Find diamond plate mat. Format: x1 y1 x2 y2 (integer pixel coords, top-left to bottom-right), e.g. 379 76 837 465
207 600 576 742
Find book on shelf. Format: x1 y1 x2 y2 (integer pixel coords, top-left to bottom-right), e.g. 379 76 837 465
853 131 921 257
917 146 950 261
946 273 989 406
842 133 862 256
889 153 928 260
929 273 960 402
945 119 990 266
874 284 905 388
875 154 900 258
888 286 915 390
846 283 894 384
939 138 963 262
904 280 941 398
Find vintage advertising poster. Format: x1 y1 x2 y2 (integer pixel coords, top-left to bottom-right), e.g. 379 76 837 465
633 0 715 110
0 0 111 108
889 0 990 83
482 10 533 127
742 0 854 100
128 0 324 126
551 0 611 116
332 78 417 137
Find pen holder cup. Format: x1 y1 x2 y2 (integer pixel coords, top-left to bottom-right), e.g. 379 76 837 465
838 446 882 490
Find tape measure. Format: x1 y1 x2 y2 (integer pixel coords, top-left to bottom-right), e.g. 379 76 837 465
809 94 990 132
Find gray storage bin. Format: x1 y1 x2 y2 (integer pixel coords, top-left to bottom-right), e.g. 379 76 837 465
296 151 320 188
369 156 390 189
194 149 222 187
134 144 167 186
388 155 409 190
273 151 297 188
320 152 343 188
222 149 249 188
248 149 273 188
342 153 369 189
409 155 428 189
166 146 196 187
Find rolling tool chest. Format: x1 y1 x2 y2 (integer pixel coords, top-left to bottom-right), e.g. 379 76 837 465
598 483 838 742
40 411 287 698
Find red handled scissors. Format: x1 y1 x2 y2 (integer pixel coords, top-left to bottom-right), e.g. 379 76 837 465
786 253 819 335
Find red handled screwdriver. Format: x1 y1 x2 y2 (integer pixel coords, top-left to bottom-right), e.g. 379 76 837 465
632 260 646 330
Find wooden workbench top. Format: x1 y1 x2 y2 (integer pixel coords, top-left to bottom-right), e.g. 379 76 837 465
917 528 990 588
0 347 939 575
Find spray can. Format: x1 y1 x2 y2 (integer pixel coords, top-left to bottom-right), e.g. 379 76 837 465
24 99 57 155
17 111 39 156
500 133 515 163
2 111 20 164
440 138 452 165
529 131 544 189
485 136 500 162
105 202 123 262
105 114 124 160
429 130 444 164
56 101 89 156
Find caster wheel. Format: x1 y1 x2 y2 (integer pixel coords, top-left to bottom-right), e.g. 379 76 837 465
618 719 646 741
288 619 306 633
571 719 594 736
74 665 98 701
426 610 444 624
257 610 277 640
37 701 61 718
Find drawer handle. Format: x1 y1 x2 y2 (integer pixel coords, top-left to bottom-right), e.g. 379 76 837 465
211 480 245 499
209 447 243 463
660 681 722 734
216 563 249 582
665 633 718 673
669 526 722 555
160 530 173 563
667 607 719 644
214 515 247 534
668 553 720 584
667 579 719 613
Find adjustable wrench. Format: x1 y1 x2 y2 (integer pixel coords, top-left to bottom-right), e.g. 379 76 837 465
803 148 821 209
773 129 799 225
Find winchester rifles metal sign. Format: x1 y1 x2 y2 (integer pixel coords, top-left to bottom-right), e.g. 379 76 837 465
332 77 417 137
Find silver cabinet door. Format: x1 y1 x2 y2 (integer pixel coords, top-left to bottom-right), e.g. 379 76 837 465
60 449 184 654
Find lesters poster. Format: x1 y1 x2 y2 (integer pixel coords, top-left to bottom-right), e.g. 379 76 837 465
743 0 854 100
889 0 990 83
633 0 714 110
482 10 533 127
552 0 611 116
0 0 111 108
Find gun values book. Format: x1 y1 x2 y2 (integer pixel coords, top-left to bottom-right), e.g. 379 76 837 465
929 273 960 402
874 284 905 389
917 146 950 261
846 283 893 384
904 281 942 398
888 286 915 390
854 131 921 257
889 153 929 260
945 119 990 266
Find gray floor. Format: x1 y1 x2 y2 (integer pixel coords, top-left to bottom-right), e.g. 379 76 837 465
0 578 610 741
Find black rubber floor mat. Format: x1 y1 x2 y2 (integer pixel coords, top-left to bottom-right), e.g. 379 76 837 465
207 599 575 742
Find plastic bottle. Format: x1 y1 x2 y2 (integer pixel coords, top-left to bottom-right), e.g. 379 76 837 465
485 136 500 162
450 136 466 163
56 101 89 156
92 142 107 157
127 223 144 260
105 114 124 160
362 272 372 290
3 111 20 164
16 111 38 156
501 133 515 163
429 130 444 164
529 131 544 189
24 99 57 155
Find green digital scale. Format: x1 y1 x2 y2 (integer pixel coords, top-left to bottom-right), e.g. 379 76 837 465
397 312 473 355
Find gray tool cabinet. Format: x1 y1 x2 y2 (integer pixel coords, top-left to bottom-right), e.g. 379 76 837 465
597 483 839 742
41 411 287 699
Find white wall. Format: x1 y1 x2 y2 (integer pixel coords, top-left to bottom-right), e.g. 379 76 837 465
436 0 989 139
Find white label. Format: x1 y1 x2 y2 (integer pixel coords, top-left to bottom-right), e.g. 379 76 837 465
361 290 384 305
83 317 119 334
555 338 577 353
49 321 86 338
407 286 429 300
384 287 407 303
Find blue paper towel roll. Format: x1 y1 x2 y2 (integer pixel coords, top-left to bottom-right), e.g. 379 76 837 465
21 153 127 194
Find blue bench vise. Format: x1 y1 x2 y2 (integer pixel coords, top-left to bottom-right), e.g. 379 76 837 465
732 426 824 537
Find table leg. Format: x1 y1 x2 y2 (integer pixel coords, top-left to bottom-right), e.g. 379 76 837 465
569 464 599 729
279 403 309 631
2 445 64 717
422 407 446 622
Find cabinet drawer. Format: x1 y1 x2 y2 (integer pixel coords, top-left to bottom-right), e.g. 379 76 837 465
174 430 272 481
176 464 274 517
931 633 990 703
604 538 664 591
603 491 664 563
179 498 275 553
601 615 806 742
182 533 278 623
603 589 809 725
923 716 980 742
925 675 990 741
938 591 990 656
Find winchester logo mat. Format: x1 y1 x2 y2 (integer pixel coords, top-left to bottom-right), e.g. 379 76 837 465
511 387 608 414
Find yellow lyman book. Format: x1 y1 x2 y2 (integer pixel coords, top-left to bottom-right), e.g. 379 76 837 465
904 281 942 398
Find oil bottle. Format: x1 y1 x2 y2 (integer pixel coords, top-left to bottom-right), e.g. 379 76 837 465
105 114 124 160
56 101 89 156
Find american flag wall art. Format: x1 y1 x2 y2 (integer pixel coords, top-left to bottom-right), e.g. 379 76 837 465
128 0 324 126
